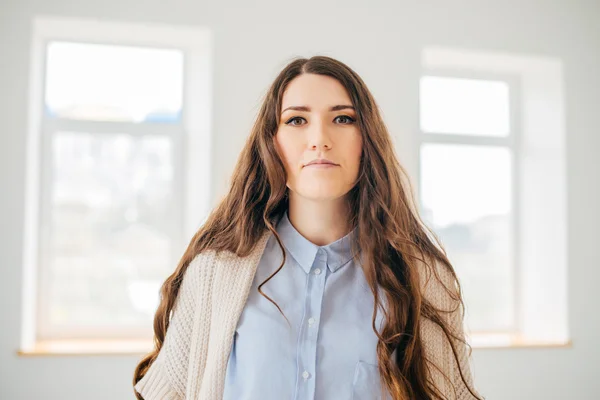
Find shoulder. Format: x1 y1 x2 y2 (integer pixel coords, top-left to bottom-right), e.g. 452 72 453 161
189 249 218 267
186 249 219 278
208 229 273 266
417 256 460 311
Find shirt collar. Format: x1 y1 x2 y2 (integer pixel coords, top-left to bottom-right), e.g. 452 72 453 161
276 211 358 274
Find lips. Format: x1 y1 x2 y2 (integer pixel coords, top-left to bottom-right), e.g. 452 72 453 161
305 159 338 167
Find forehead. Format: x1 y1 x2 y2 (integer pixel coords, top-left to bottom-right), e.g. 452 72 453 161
281 73 352 110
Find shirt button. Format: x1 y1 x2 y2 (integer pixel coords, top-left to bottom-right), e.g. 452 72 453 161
314 268 321 275
302 370 310 380
308 317 315 326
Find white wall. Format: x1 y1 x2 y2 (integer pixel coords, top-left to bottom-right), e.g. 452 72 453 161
1 0 599 399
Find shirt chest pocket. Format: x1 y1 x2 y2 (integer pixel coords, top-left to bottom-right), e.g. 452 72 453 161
351 360 388 400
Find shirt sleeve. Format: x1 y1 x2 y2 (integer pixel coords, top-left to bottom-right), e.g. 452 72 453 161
134 253 204 400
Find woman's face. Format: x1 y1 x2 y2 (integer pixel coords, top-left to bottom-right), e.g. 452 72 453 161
274 73 363 201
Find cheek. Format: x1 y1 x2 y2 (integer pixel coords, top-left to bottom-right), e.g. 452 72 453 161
275 134 298 169
350 137 363 170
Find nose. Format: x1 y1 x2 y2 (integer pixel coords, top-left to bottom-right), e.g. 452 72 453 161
307 119 332 150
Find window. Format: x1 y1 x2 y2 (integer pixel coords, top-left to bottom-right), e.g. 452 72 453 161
40 41 185 341
21 16 213 354
418 74 517 334
419 47 569 348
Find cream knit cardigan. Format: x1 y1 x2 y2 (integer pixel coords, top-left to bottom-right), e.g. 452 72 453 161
134 229 482 400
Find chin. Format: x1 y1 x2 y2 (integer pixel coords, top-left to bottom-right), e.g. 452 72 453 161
290 181 353 201
298 189 349 201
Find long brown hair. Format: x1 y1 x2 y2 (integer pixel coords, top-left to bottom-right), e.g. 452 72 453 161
133 55 483 400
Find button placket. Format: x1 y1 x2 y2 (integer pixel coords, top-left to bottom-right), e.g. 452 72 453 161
295 249 327 400
307 250 327 397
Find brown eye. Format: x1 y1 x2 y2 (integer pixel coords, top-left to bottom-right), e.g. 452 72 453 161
285 116 306 126
335 115 356 124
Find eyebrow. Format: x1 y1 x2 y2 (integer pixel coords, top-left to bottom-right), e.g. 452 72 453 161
281 105 355 114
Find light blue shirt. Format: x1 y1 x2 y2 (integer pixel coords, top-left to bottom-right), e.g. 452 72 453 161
222 212 391 400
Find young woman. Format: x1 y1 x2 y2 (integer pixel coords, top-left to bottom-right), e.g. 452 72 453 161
133 55 484 400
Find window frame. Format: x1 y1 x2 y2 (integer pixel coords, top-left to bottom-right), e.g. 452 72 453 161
21 16 213 352
416 68 523 335
38 121 185 339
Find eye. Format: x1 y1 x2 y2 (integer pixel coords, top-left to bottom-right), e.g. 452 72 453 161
284 115 356 126
285 116 306 126
335 115 356 124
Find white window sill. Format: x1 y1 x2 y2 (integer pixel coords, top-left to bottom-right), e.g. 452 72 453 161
17 339 154 356
469 332 572 349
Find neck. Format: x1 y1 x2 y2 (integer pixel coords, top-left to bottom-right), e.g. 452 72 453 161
286 192 353 246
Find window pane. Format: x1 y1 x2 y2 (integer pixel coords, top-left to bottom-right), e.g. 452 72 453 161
42 132 178 336
45 41 184 123
420 143 514 332
420 76 510 137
